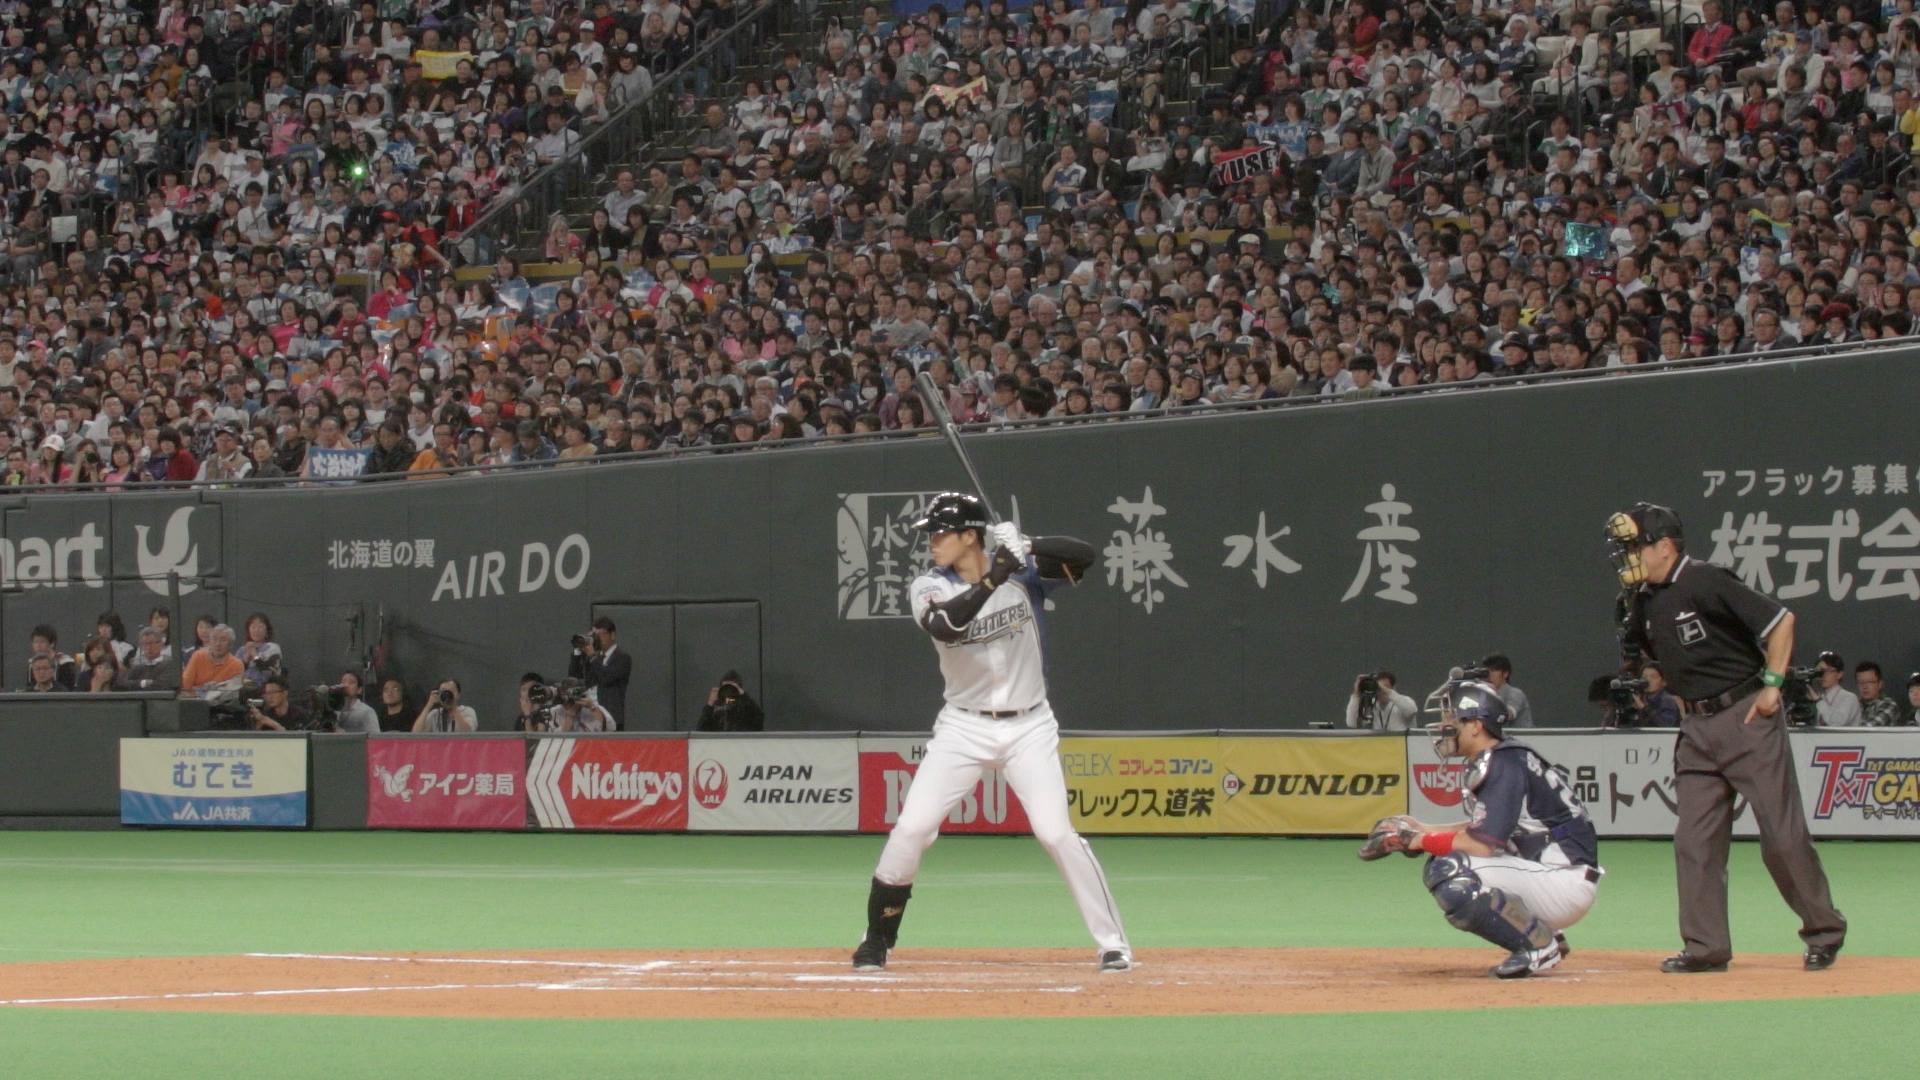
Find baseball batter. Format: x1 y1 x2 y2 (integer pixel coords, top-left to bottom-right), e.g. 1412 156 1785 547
1360 674 1602 978
853 493 1132 973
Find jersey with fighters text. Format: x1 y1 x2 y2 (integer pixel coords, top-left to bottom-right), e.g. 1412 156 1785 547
911 560 1060 713
1461 741 1599 868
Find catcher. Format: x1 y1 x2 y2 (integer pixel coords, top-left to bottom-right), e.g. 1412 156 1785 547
1360 672 1604 978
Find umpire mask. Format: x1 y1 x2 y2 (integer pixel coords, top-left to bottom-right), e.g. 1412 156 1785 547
1605 502 1684 587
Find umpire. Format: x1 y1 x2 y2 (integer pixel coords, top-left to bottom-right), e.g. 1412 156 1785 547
1607 503 1846 973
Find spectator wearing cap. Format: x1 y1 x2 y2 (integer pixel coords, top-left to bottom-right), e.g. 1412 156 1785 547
195 424 253 484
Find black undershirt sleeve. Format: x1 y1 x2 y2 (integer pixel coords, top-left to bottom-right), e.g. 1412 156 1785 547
1030 535 1096 581
918 583 997 643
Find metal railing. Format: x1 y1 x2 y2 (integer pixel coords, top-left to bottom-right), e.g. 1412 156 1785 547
9 335 1913 497
453 0 787 266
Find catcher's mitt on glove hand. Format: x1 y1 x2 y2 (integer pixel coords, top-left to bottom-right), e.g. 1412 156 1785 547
1357 816 1423 861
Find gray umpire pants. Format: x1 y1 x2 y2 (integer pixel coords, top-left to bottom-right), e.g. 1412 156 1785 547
1672 691 1846 962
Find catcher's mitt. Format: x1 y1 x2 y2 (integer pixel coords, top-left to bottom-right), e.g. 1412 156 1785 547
1357 815 1423 861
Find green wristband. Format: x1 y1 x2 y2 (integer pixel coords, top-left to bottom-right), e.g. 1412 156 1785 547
1761 671 1785 688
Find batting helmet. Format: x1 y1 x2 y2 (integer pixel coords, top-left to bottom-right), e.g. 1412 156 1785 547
911 492 990 533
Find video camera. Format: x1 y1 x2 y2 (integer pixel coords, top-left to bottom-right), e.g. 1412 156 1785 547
1779 665 1823 726
1607 675 1650 726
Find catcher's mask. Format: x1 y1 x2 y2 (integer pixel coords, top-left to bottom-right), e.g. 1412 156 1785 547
1605 502 1684 586
1424 678 1510 759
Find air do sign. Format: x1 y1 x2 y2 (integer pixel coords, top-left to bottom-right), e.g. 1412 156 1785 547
430 534 591 602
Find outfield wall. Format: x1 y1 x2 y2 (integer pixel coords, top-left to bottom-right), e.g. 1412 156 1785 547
4 349 1917 735
104 729 1920 839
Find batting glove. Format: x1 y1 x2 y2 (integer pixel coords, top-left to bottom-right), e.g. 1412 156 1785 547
989 522 1030 562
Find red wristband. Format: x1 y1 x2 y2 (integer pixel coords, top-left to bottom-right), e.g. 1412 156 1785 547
1419 831 1455 857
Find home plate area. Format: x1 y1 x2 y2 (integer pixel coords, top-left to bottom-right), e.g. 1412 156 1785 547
2 949 1913 1020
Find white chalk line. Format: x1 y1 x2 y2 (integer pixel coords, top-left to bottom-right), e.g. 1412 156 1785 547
0 980 1088 1008
247 952 1107 972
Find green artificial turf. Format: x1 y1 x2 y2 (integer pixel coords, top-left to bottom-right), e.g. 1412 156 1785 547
0 832 1913 1078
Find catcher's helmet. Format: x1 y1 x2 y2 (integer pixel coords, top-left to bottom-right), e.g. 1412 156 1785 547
911 492 990 533
1425 678 1510 758
1605 502 1685 586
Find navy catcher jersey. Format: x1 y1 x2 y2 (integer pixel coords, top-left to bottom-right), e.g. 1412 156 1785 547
1461 740 1600 868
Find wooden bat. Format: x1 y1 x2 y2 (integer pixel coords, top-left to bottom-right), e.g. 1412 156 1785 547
915 371 1003 526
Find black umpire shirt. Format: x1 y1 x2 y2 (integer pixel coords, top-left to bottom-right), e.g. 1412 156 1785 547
1628 555 1788 701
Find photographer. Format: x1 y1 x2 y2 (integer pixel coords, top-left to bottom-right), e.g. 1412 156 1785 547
513 672 553 732
551 678 615 733
1634 663 1683 727
566 616 631 730
246 677 310 732
1481 654 1535 727
1811 652 1863 727
1606 502 1844 973
697 671 764 732
412 679 478 732
325 671 381 733
1344 671 1416 731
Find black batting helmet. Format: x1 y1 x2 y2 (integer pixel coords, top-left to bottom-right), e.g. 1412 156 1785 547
911 492 990 533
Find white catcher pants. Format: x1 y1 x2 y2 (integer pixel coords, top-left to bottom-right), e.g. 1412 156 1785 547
873 703 1130 955
1467 854 1601 931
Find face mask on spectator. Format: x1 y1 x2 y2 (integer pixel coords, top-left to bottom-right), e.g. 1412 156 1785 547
861 386 880 401
410 389 427 404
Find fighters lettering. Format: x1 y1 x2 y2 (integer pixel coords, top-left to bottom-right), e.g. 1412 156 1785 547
1249 772 1403 797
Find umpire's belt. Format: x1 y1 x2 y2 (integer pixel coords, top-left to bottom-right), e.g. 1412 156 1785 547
955 703 1040 720
1680 674 1764 717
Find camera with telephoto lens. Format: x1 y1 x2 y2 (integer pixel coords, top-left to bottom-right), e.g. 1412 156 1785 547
571 632 592 650
1779 666 1823 726
1355 673 1379 696
1608 675 1650 727
311 683 347 712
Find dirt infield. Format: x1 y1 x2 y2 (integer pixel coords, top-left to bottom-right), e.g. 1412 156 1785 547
2 949 1913 1020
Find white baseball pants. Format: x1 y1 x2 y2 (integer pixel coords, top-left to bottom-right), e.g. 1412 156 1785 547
873 703 1130 955
1467 854 1601 930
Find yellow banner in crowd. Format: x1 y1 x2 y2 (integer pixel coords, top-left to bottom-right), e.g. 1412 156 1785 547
414 51 475 80
1059 737 1405 835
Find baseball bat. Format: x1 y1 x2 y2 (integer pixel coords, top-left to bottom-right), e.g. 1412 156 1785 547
915 371 1003 525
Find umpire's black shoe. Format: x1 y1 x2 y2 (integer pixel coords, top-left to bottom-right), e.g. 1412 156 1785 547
851 937 889 971
1659 953 1729 974
1804 943 1842 971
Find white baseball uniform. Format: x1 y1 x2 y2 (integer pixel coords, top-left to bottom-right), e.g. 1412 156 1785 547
871 555 1130 957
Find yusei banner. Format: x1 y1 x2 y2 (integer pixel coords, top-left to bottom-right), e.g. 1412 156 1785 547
365 737 526 829
687 737 857 831
527 736 688 830
120 738 308 827
1060 736 1403 835
855 736 1031 834
1403 730 1920 838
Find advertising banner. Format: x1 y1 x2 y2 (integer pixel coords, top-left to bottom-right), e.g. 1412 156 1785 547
366 737 526 829
687 738 858 831
528 737 688 831
1404 729 1920 838
855 736 1031 834
1061 736 1403 835
120 738 308 827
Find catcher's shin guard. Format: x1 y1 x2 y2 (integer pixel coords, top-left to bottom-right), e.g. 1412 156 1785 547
1424 856 1555 954
865 877 913 948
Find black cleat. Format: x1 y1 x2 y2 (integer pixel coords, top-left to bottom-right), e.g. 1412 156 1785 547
1098 950 1133 973
1659 953 1729 974
1804 943 1842 971
1555 932 1571 962
852 937 888 971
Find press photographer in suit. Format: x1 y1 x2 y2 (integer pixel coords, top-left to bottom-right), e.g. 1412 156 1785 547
568 616 632 729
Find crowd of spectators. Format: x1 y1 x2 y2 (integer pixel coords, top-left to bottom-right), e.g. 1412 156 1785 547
3 0 1920 487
